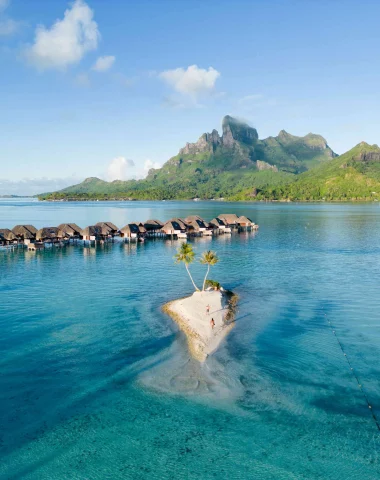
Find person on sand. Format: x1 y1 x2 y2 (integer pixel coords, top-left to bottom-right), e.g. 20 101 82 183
210 318 215 329
206 304 210 315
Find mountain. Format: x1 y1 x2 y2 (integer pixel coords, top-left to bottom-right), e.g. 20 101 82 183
234 142 380 201
41 115 338 201
146 115 336 183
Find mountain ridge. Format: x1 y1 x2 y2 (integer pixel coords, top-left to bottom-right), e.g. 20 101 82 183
38 116 380 202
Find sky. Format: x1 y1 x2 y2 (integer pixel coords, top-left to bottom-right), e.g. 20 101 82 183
1 0 380 195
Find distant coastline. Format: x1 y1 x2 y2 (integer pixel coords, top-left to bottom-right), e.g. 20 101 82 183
37 197 379 203
0 195 30 199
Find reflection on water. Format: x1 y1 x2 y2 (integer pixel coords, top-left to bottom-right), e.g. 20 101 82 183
1 201 380 479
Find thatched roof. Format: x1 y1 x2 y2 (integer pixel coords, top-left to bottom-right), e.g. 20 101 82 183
36 227 65 241
209 217 227 227
58 223 82 236
184 215 206 224
120 223 145 235
95 222 119 235
161 220 185 232
167 217 188 229
218 214 239 225
81 225 103 237
12 225 37 239
237 215 254 225
142 219 163 230
186 218 207 231
24 224 38 234
106 221 119 231
0 228 17 241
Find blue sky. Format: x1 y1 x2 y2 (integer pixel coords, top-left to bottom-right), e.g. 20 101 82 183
1 0 380 194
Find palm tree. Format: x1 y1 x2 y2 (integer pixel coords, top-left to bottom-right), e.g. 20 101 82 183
174 243 199 291
200 250 219 291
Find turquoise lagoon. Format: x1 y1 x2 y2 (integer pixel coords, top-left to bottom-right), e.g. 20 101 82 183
0 199 379 479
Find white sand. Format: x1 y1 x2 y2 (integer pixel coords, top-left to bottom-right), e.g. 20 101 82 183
164 290 234 362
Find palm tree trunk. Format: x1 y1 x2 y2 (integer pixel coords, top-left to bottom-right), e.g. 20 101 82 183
202 264 210 291
185 263 199 291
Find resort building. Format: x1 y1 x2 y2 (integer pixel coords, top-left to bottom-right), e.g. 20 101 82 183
161 220 187 239
35 227 65 244
1 212 257 250
120 223 147 241
0 229 17 246
167 218 189 230
237 216 258 230
58 223 82 239
80 226 104 241
184 215 212 236
140 219 164 236
209 217 232 234
217 214 240 228
95 222 119 237
12 225 37 245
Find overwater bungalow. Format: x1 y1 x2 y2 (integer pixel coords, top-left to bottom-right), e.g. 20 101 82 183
35 227 65 245
209 217 231 234
167 218 189 230
0 228 17 246
1 212 257 253
58 223 82 239
217 214 240 228
12 225 37 245
140 219 164 236
237 216 258 230
202 220 216 236
184 215 211 236
161 220 187 239
95 222 119 237
120 223 146 241
80 225 104 242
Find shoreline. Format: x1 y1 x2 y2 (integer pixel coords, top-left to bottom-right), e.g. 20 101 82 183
36 197 380 203
163 289 236 362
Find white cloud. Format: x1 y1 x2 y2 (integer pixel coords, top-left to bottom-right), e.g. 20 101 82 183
0 175 82 196
159 64 220 98
144 159 161 172
92 55 115 72
24 0 99 70
106 157 135 181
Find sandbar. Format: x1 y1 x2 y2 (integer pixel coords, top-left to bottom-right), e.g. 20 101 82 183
163 289 235 362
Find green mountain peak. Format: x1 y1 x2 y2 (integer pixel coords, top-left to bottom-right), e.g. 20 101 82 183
40 115 380 203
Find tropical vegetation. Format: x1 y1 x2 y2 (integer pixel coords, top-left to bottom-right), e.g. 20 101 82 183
174 243 199 291
174 244 220 292
38 117 380 203
200 250 219 291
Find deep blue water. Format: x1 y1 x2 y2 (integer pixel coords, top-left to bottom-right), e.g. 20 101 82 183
0 199 380 479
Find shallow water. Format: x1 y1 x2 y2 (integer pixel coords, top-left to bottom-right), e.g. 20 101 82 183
0 199 380 479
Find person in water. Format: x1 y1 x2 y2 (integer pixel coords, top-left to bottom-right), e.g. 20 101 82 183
210 318 215 329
